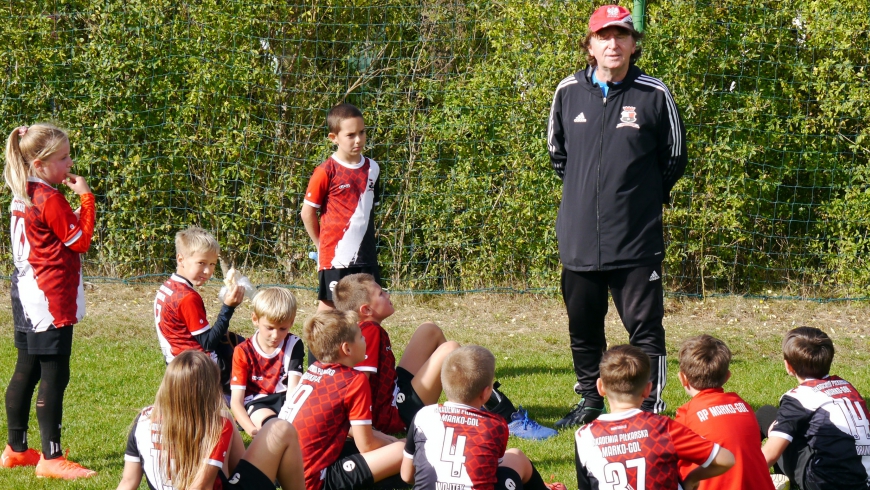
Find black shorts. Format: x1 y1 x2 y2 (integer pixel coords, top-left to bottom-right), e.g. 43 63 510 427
222 459 276 490
496 467 523 490
13 326 74 356
318 266 381 302
245 392 286 416
323 452 374 490
396 367 426 427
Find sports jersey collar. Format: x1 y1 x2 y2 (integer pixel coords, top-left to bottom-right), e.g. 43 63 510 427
596 408 642 421
444 401 477 410
331 153 366 169
26 176 51 186
170 273 194 288
697 388 725 396
250 331 284 359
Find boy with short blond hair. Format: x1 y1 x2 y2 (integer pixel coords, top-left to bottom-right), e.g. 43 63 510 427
402 345 563 490
230 287 304 436
675 335 774 490
279 310 404 490
759 326 870 490
153 226 245 390
333 273 460 435
300 103 381 312
332 273 554 439
575 345 735 490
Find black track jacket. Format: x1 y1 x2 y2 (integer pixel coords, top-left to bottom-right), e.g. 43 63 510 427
548 65 687 272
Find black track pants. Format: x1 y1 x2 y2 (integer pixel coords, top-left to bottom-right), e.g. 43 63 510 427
561 264 667 412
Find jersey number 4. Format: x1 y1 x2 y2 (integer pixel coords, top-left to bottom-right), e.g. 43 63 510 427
440 428 467 478
833 398 870 441
603 458 646 490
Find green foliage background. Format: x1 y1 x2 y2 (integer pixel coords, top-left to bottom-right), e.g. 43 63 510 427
0 0 868 297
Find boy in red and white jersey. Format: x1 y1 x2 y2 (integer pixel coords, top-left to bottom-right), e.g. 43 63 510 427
575 345 734 490
675 335 775 490
300 103 381 312
402 345 563 490
333 273 460 435
278 310 404 490
153 226 245 390
230 287 305 436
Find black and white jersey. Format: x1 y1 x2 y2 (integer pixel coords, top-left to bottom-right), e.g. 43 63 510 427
770 376 870 489
124 407 234 490
404 403 510 490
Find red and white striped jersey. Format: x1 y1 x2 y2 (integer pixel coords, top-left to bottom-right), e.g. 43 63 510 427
303 154 380 271
9 177 95 332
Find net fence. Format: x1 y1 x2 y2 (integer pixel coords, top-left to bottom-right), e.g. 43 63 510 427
0 0 868 298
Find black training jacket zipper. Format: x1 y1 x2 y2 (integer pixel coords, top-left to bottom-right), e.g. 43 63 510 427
596 92 607 270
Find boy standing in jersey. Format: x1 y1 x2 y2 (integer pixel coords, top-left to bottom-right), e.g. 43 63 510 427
675 335 775 490
301 103 381 312
575 345 734 490
759 326 870 490
153 227 245 391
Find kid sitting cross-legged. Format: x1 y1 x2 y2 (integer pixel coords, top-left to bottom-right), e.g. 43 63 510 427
575 345 734 490
675 335 775 490
278 310 405 490
230 287 305 437
401 345 565 490
153 226 246 392
758 326 870 490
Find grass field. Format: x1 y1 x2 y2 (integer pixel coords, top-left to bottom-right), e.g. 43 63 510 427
0 283 868 489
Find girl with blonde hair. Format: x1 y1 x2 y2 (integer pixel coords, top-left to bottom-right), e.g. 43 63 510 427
1 123 96 479
117 350 305 490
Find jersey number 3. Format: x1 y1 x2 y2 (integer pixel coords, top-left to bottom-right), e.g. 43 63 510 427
603 458 646 490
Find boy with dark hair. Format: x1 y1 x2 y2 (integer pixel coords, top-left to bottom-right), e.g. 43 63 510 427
575 345 734 489
333 273 556 440
675 335 775 490
278 310 404 490
758 326 870 490
153 226 245 391
401 345 564 490
300 103 381 312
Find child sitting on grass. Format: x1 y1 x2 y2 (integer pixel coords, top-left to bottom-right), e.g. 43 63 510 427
230 287 305 436
117 350 305 490
278 310 404 490
332 273 555 439
758 326 870 490
153 226 246 392
575 345 734 490
675 335 774 490
402 345 565 490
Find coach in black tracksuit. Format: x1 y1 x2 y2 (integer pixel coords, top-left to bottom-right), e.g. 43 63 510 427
548 5 687 429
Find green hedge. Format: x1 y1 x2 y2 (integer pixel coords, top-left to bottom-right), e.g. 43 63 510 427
0 0 868 297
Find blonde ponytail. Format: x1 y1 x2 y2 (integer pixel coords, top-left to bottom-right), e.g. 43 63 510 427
3 123 69 207
4 128 31 206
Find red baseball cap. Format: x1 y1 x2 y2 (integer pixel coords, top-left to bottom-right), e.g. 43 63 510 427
588 5 635 33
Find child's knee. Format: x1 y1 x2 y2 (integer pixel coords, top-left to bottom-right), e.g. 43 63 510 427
416 321 446 341
438 341 461 357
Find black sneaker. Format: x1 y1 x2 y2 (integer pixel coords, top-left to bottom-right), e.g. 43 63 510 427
483 381 517 423
554 398 605 429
